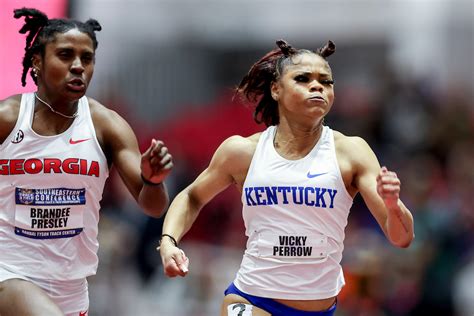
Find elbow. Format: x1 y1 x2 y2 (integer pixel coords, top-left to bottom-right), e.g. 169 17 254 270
141 197 170 218
393 241 411 249
142 206 168 218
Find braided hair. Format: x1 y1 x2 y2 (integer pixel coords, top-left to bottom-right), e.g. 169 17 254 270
13 7 102 87
236 39 336 126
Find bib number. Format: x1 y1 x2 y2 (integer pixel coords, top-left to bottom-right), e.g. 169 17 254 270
14 187 86 239
257 232 329 259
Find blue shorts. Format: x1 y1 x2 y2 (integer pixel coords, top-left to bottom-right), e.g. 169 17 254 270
224 283 336 316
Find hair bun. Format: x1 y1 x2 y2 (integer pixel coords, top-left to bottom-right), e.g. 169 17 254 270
85 19 102 32
318 40 336 58
276 39 297 57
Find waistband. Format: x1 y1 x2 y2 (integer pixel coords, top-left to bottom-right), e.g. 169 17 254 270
224 282 336 316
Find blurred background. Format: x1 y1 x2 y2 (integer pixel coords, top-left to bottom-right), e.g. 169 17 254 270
1 0 473 315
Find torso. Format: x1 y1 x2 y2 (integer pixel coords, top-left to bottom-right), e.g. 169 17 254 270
0 93 109 280
228 125 359 311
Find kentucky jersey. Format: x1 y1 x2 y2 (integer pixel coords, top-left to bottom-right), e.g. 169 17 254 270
0 93 109 280
235 125 353 299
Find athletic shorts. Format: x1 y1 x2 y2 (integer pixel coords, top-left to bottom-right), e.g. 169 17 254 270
0 265 89 316
224 282 336 316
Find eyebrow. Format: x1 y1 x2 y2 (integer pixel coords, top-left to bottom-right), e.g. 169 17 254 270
54 47 94 55
294 71 332 77
55 47 74 52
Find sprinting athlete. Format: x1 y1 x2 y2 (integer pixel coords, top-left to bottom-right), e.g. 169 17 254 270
0 8 172 316
158 39 414 316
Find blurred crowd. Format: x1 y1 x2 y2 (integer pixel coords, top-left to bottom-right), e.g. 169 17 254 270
88 58 473 316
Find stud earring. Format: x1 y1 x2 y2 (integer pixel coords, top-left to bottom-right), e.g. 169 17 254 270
33 68 39 77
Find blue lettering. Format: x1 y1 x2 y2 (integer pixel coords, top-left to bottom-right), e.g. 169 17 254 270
254 187 266 205
304 187 315 206
327 189 337 208
244 187 256 206
315 188 327 207
278 186 291 204
265 187 278 205
291 187 304 205
244 186 337 209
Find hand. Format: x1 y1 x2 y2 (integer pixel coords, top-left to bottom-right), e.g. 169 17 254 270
141 139 173 184
159 243 190 277
376 166 401 211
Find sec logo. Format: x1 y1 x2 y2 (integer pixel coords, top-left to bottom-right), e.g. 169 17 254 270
11 130 24 144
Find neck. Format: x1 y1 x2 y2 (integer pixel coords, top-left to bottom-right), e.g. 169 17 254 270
34 92 79 119
273 122 324 158
274 120 323 145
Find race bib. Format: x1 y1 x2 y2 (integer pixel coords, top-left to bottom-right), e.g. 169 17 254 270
14 187 86 239
257 232 329 259
227 303 253 316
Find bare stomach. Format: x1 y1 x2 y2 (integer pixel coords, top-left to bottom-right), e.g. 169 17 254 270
274 296 336 311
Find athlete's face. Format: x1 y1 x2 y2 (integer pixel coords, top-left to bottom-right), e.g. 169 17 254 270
271 53 335 124
34 28 95 103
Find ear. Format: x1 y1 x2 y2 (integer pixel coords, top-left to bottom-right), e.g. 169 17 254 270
31 54 42 71
270 81 280 102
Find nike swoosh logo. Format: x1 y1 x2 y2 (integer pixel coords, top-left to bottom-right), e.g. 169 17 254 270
69 138 91 145
307 171 328 178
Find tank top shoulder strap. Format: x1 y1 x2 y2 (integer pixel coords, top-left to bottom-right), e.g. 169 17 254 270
251 125 275 162
16 93 35 130
78 96 101 146
243 126 275 185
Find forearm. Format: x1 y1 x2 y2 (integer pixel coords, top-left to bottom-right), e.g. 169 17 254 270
385 200 414 248
162 189 202 244
138 182 169 217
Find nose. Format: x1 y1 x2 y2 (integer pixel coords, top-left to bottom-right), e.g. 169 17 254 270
70 57 84 74
309 80 323 92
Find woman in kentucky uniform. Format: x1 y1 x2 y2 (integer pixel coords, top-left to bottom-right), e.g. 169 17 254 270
0 8 173 316
159 40 414 316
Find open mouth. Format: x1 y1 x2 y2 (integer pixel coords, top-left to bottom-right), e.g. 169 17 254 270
67 79 86 92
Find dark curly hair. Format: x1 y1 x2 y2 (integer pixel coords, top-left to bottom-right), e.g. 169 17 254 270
236 39 336 126
14 7 102 86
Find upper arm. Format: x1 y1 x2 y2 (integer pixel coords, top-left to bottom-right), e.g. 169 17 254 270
183 135 256 210
345 137 389 233
92 101 143 200
0 96 21 144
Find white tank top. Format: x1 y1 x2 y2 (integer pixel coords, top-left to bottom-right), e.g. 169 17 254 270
0 93 109 280
234 125 353 299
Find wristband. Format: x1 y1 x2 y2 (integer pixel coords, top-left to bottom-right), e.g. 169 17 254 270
141 174 161 186
159 234 178 247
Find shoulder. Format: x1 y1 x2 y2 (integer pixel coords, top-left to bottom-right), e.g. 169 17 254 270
0 94 22 120
87 97 133 139
209 132 262 177
333 129 379 177
88 97 122 125
0 95 23 143
217 133 261 158
214 132 262 163
87 97 138 161
333 130 373 160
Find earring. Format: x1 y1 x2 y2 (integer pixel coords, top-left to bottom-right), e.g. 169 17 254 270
33 68 39 77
